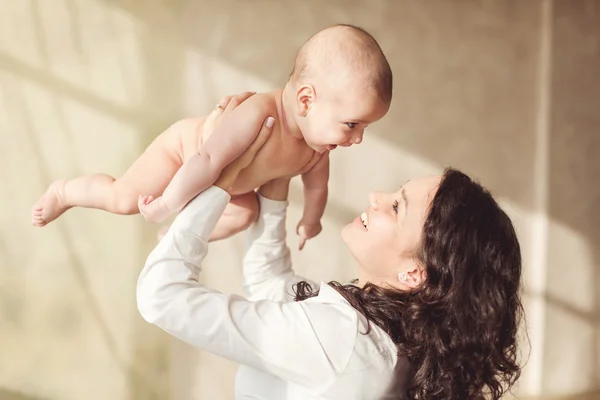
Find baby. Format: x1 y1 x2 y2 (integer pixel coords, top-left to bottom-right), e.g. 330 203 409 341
31 24 392 249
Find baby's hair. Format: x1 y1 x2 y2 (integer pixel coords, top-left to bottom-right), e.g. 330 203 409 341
290 24 393 105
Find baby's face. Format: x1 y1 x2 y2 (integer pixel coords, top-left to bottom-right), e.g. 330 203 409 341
301 90 389 153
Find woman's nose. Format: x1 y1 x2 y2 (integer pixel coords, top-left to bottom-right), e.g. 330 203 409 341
369 192 381 209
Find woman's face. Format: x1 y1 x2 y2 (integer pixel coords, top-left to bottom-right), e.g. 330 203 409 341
341 175 441 285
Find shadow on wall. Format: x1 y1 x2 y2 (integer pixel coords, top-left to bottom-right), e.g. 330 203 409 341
0 389 51 400
1 0 184 398
543 0 600 391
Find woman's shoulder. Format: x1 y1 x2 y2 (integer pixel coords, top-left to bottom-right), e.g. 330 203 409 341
299 282 399 367
297 283 404 394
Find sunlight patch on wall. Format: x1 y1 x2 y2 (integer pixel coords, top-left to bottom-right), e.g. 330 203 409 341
182 48 276 116
0 0 146 109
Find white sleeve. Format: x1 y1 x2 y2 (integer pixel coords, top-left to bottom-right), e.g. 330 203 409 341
242 194 317 302
136 186 356 391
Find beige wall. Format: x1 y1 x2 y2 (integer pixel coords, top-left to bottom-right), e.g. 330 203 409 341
0 0 598 399
542 0 600 396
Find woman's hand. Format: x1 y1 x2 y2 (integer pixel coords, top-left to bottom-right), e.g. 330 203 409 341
212 92 275 192
203 91 256 137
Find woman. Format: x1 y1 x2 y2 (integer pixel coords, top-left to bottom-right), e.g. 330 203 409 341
137 94 524 399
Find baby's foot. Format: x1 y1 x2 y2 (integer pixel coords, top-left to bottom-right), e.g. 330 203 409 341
138 195 171 223
31 180 70 227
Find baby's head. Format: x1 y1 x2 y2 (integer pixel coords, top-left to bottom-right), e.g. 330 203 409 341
287 24 392 153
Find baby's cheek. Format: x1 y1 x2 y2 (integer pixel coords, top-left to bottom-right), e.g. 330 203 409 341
329 131 347 143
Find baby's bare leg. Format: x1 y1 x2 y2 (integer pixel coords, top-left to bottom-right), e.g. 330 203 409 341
210 192 259 241
155 192 259 242
31 123 186 227
138 150 218 223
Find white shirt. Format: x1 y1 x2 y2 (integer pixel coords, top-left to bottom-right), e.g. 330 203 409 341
137 186 409 399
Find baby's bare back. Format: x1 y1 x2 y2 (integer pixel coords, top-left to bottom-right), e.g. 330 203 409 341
179 95 320 196
228 122 320 195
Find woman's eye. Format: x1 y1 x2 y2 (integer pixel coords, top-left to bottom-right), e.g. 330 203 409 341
346 122 357 129
393 200 399 214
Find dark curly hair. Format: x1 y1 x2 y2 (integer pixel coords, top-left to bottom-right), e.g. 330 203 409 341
293 168 524 399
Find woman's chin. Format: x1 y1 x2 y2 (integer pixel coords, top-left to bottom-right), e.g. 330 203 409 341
341 223 352 243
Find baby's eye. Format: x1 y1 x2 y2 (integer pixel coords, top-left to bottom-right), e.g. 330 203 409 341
392 200 399 214
346 122 357 129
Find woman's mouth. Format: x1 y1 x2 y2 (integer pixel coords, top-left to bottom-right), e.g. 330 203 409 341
360 212 369 228
354 212 368 230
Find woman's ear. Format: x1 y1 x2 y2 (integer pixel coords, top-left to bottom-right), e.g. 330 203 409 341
398 265 426 289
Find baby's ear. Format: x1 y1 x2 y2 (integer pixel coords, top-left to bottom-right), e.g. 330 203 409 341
296 84 316 117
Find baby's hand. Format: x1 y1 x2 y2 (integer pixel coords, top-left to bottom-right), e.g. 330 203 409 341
138 195 171 223
296 220 322 251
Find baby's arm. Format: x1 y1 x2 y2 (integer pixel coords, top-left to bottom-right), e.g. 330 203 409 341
296 153 330 250
139 95 273 223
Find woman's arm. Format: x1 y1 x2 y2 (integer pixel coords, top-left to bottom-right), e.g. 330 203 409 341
242 178 317 302
137 185 357 392
242 192 317 302
137 104 357 391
